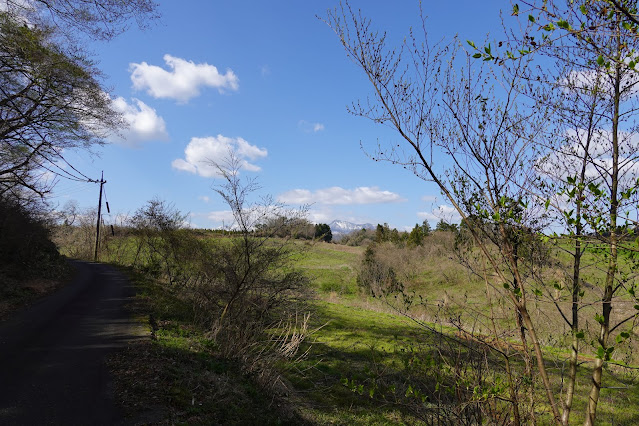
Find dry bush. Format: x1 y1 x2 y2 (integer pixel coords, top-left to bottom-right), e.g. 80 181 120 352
52 206 97 260
357 232 470 299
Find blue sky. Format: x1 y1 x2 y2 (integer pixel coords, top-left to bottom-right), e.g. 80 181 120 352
51 1 505 230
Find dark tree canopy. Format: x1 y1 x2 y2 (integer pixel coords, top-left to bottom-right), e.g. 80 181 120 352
407 223 424 247
314 223 332 242
435 219 458 233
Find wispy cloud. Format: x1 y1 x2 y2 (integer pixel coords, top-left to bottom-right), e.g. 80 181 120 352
278 186 404 205
130 54 239 103
108 97 168 145
206 210 235 224
172 134 267 177
418 205 461 223
298 120 325 133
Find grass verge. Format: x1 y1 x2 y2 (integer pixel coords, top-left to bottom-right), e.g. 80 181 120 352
107 267 309 425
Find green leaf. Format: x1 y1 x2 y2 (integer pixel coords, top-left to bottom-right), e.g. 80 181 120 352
503 283 510 289
544 198 551 210
467 40 476 48
528 14 535 23
597 346 605 359
580 5 587 14
597 55 605 66
576 331 585 339
472 53 482 59
634 304 639 310
557 19 570 30
512 4 519 16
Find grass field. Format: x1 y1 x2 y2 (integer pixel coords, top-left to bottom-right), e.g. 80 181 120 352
55 229 639 424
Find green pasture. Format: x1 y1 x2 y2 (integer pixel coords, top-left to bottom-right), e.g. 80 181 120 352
56 230 639 424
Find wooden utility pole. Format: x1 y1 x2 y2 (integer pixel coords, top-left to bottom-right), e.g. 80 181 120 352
94 171 105 262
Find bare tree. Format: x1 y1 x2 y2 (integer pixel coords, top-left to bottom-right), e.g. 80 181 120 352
0 12 121 200
1 0 158 41
206 153 310 328
519 2 639 424
0 0 157 200
325 1 639 424
324 3 562 423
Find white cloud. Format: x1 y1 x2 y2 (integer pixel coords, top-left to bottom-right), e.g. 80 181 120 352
298 120 325 133
207 210 235 224
537 128 639 184
172 135 267 177
130 54 239 103
418 205 461 223
108 97 168 145
278 186 404 205
198 195 210 203
307 209 372 225
562 68 639 98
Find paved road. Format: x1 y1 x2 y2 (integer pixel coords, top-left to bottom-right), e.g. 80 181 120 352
0 262 143 425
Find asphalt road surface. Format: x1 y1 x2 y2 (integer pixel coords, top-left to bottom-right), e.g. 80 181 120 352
0 261 143 425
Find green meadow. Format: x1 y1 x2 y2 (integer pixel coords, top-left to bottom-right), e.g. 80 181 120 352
81 231 639 425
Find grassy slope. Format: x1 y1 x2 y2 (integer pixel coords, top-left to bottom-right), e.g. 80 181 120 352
289 238 639 425
83 233 639 424
107 268 307 425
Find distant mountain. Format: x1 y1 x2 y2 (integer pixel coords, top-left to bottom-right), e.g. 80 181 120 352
329 220 375 236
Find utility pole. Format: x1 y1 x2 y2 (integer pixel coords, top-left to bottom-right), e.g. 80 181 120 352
94 171 105 262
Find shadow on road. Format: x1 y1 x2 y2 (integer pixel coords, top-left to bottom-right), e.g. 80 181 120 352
0 261 146 425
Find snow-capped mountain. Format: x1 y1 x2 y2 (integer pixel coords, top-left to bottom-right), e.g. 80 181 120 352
329 220 375 236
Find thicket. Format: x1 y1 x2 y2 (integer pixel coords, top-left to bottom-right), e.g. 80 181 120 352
0 196 65 279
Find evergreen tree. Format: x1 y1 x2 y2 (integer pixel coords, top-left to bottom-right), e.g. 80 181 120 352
314 223 332 243
408 224 424 247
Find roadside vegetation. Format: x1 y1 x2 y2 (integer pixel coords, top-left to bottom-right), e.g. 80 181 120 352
0 196 72 320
